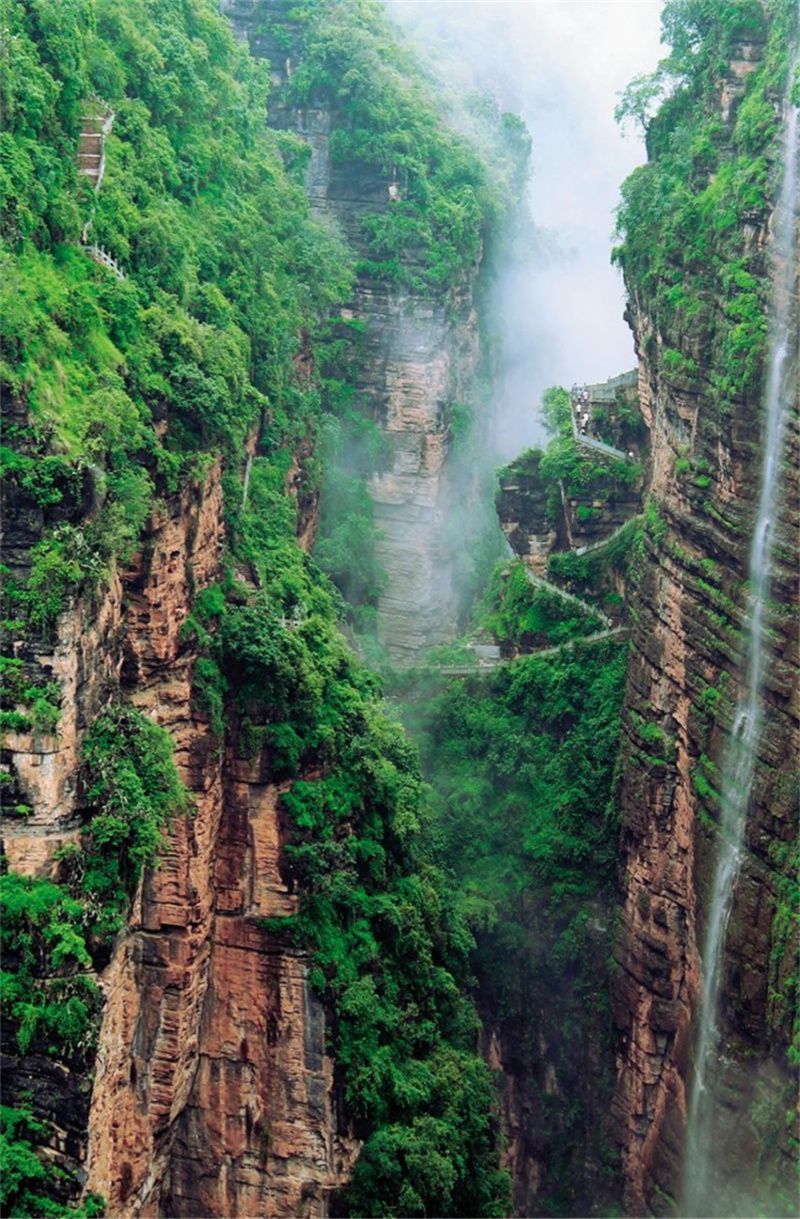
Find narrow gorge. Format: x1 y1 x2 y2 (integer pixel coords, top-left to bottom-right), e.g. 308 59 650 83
1 2 797 1219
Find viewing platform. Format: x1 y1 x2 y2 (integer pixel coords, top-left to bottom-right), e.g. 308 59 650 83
570 369 638 462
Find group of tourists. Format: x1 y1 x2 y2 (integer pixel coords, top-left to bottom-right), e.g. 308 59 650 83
570 384 593 435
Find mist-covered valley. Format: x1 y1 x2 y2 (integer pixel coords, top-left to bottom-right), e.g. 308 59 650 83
1 2 797 1218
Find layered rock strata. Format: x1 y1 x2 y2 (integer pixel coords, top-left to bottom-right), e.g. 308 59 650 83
1 462 353 1216
222 0 484 663
611 221 799 1215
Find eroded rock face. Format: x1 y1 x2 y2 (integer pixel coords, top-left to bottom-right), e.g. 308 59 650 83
2 459 353 1216
155 760 357 1219
611 287 799 1212
222 0 484 663
495 449 559 574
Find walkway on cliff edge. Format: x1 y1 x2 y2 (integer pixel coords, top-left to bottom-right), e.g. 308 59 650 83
524 568 609 624
431 625 630 678
77 102 126 279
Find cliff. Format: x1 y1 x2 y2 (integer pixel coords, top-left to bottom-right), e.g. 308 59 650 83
0 4 507 1216
221 0 520 664
494 382 646 625
2 444 355 1215
610 3 799 1212
79 468 358 1218
399 619 630 1216
4 2 796 1217
497 382 645 559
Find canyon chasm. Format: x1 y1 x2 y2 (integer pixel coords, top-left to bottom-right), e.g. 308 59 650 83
0 2 797 1219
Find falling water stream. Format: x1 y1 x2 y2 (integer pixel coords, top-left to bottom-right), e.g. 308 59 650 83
682 60 800 1219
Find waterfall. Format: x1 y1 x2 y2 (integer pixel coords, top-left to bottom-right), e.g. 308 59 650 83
682 61 800 1219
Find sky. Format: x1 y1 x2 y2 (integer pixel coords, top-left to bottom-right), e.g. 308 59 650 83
386 0 665 454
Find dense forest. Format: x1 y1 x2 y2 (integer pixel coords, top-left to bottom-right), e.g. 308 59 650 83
0 2 514 1213
0 1 797 1217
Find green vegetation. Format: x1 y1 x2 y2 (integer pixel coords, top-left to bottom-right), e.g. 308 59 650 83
1 0 352 635
631 710 677 764
0 1108 104 1219
539 424 640 502
72 704 190 937
1 1 513 1213
269 0 526 292
614 11 799 1202
479 561 604 648
189 466 510 1215
0 703 188 1213
541 384 572 435
399 634 629 1214
497 384 644 619
0 657 60 734
614 0 798 412
0 874 100 1060
643 497 668 547
692 752 721 805
548 515 643 602
767 838 800 1064
313 393 389 650
503 385 642 542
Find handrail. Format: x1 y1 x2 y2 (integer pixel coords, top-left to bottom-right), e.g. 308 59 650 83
573 514 643 558
575 432 630 462
84 244 126 279
604 369 638 389
524 568 607 623
569 371 638 462
432 627 630 676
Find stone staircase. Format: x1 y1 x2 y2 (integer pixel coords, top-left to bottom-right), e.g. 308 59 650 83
433 626 630 677
77 109 114 193
77 104 126 279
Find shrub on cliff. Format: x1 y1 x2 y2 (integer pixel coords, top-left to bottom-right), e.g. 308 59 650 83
613 0 796 410
1 0 514 1211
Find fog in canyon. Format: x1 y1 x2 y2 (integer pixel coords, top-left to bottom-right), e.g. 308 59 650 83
387 0 664 455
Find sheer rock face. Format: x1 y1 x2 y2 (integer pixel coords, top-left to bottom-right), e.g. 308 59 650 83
2 462 353 1217
611 279 799 1210
495 450 559 574
222 0 483 664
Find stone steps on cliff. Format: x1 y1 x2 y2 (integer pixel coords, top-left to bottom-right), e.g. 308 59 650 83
524 568 609 624
432 626 630 677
